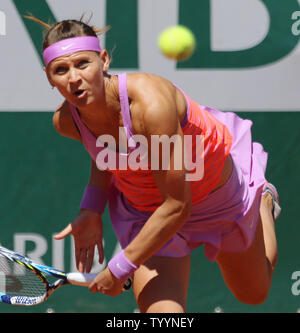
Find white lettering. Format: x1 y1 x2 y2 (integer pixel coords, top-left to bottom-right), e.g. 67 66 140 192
96 134 117 170
106 317 141 330
0 11 6 36
184 135 204 182
151 134 183 171
149 317 195 328
14 233 47 265
128 134 149 170
52 236 64 271
291 11 300 36
291 271 300 296
95 128 205 182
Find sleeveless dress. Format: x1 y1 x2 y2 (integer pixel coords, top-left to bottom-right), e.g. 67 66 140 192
69 73 267 262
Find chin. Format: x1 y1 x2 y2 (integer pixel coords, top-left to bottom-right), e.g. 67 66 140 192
71 95 91 109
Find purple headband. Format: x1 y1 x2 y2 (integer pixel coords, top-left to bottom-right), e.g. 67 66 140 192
43 36 102 66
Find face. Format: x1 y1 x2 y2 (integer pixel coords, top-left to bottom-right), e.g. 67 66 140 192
45 50 110 108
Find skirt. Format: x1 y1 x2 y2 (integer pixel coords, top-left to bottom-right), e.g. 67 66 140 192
108 107 268 262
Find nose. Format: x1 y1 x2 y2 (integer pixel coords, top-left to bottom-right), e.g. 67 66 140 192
68 67 81 84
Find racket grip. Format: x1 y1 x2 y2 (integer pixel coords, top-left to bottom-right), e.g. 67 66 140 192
66 272 132 290
66 272 97 286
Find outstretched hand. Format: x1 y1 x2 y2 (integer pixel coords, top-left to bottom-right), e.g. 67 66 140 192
54 210 104 273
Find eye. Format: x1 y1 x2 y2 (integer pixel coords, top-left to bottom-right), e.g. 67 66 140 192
55 66 68 74
77 60 89 68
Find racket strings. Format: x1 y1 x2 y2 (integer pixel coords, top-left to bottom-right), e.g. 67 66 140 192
0 255 46 297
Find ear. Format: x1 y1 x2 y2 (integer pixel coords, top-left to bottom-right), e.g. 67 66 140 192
43 66 55 88
100 49 110 72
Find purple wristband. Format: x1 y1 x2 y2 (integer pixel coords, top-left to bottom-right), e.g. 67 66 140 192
80 186 108 214
108 250 138 281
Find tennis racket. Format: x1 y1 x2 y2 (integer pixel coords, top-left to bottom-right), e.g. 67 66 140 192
0 245 132 306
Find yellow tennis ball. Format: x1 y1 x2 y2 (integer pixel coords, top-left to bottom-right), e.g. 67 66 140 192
158 25 196 61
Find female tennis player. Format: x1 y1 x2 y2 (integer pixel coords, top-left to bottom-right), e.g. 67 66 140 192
29 16 281 312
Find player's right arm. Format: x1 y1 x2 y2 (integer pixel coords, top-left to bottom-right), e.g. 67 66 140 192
53 100 112 272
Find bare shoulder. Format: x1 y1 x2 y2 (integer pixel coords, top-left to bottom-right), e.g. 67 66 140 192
53 100 82 141
126 73 186 135
127 73 175 104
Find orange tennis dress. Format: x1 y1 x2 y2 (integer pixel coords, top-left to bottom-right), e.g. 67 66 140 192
69 73 267 261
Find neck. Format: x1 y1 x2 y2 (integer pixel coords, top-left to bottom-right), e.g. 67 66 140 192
77 74 121 134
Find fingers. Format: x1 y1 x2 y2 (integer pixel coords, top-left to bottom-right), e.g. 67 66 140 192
76 242 104 272
53 224 73 240
88 267 124 296
53 219 104 273
86 247 95 273
89 278 113 295
97 241 104 264
76 246 97 273
76 247 86 273
89 280 99 293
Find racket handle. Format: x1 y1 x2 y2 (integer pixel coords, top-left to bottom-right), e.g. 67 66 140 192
66 272 132 290
66 272 97 286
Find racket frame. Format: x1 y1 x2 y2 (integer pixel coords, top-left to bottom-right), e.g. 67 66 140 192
0 246 69 305
0 245 132 306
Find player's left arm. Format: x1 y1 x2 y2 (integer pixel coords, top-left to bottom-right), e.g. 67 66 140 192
124 81 192 266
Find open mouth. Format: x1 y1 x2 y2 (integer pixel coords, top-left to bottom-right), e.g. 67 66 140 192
73 89 86 98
